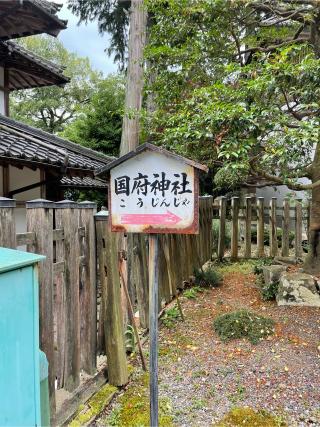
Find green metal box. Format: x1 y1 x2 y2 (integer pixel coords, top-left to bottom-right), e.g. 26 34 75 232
0 247 45 426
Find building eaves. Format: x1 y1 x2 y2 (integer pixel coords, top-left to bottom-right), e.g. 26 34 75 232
0 115 115 176
1 41 69 90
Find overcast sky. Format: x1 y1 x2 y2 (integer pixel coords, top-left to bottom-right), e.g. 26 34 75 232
57 0 118 75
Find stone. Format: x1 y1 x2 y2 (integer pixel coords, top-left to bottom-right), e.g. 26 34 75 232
277 272 320 307
262 265 287 286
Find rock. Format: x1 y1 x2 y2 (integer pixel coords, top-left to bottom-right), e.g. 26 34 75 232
277 272 320 307
274 256 301 265
262 265 287 286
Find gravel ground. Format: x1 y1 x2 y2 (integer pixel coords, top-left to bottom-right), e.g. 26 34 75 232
157 263 320 426
96 261 320 426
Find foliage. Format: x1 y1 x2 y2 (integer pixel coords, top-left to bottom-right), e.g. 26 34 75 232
61 75 125 156
214 167 249 192
145 0 320 194
68 0 131 69
252 258 274 275
261 281 279 302
183 286 203 300
256 274 279 301
213 309 275 344
162 304 181 328
215 406 287 427
194 267 222 288
10 35 102 133
251 228 295 248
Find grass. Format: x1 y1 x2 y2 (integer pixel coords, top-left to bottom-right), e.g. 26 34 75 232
213 309 275 344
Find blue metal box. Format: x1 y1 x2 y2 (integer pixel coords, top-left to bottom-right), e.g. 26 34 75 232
0 247 45 426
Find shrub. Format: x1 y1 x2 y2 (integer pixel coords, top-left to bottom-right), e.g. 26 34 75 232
255 272 279 301
213 309 275 344
261 281 279 301
162 305 181 328
194 267 222 288
183 286 203 299
251 228 295 248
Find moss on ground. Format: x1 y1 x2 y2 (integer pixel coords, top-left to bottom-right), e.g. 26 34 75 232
215 407 287 427
104 371 173 427
69 384 117 427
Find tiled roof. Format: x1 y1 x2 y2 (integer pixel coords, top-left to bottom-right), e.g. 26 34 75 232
0 0 67 40
0 115 115 176
60 176 107 189
0 41 69 90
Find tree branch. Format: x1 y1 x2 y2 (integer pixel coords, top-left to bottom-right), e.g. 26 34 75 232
238 36 309 56
253 169 318 190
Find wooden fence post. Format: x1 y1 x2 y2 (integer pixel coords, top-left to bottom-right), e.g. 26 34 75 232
244 196 252 258
55 200 80 392
26 199 55 411
231 197 239 259
257 197 265 257
307 199 311 241
217 197 227 260
282 198 290 257
269 198 278 257
95 210 108 354
132 234 149 329
0 197 16 248
78 201 97 376
295 199 303 258
96 211 128 386
54 206 66 389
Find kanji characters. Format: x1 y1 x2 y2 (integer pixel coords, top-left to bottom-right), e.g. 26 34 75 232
114 175 130 196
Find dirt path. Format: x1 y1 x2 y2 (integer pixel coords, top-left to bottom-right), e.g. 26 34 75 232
97 261 320 426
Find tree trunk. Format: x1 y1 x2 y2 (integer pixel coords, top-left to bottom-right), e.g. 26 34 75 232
120 0 147 155
118 0 148 326
304 142 320 275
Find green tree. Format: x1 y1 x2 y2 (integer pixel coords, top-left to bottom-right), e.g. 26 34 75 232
68 0 131 69
145 0 320 273
10 35 102 133
61 75 125 156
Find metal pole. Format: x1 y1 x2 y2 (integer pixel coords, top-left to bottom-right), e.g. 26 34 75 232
149 233 159 427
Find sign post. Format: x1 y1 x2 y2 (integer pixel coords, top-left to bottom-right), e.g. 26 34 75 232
149 233 159 426
96 143 208 427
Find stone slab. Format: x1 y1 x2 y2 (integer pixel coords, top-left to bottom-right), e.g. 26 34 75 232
277 272 320 307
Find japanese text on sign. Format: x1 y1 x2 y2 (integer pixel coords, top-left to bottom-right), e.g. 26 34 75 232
110 150 197 233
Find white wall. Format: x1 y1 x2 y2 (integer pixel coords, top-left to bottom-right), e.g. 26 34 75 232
0 66 5 115
0 166 3 195
9 166 41 233
257 178 310 206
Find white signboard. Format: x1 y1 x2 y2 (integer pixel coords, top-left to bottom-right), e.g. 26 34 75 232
109 150 199 234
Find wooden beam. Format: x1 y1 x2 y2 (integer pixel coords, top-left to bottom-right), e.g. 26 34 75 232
2 164 9 197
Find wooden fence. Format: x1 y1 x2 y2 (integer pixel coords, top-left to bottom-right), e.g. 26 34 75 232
0 195 213 421
213 196 310 259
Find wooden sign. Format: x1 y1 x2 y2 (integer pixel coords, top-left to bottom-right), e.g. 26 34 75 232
97 143 208 234
96 143 208 427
